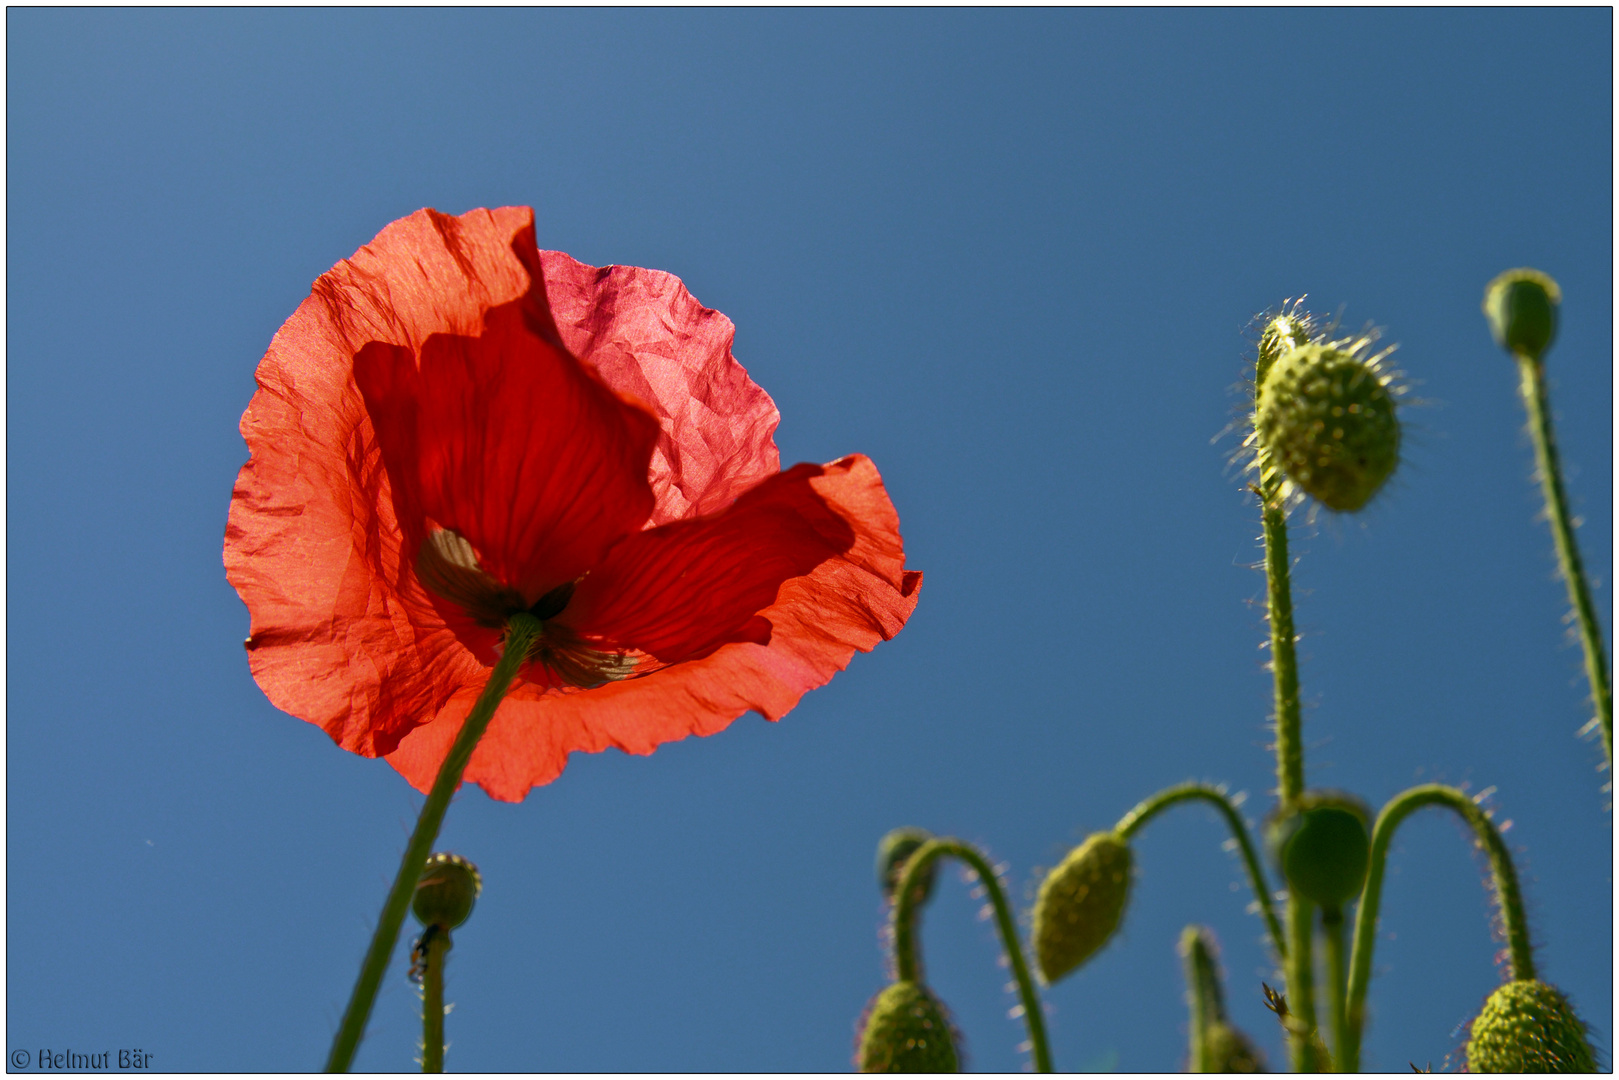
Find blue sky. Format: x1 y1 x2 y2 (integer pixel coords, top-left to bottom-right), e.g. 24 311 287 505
7 8 1611 1073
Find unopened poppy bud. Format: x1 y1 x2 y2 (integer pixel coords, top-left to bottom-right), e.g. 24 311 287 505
1257 310 1315 400
412 852 482 931
1255 342 1400 512
1466 979 1597 1073
1203 1022 1266 1073
1030 832 1132 983
1275 803 1370 912
856 981 961 1073
1484 269 1560 362
877 827 937 905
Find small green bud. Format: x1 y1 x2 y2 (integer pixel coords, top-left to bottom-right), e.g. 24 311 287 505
1203 1022 1266 1073
1275 802 1370 912
1256 342 1400 512
877 827 937 906
1031 832 1132 983
412 852 481 931
1484 269 1561 362
1466 979 1597 1073
856 981 961 1073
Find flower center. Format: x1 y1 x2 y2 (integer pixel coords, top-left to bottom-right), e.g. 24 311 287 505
415 528 637 689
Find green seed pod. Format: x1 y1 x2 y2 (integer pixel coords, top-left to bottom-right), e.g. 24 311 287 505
412 852 482 931
1484 269 1561 362
1255 343 1400 512
1276 803 1370 912
1466 979 1597 1073
856 981 961 1073
877 827 937 906
1031 832 1132 984
1256 309 1315 403
1203 1022 1266 1074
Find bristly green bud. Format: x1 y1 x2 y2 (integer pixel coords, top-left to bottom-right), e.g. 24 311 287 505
1203 1022 1266 1073
412 852 482 931
1466 979 1597 1073
877 827 937 906
1484 268 1561 362
1255 342 1401 512
1031 832 1132 983
1272 798 1371 913
856 981 961 1073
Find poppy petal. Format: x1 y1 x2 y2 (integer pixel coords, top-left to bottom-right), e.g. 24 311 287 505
383 455 923 801
353 296 661 603
559 462 858 662
538 251 783 525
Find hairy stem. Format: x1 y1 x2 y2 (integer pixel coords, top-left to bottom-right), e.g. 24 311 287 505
893 838 1053 1072
324 613 542 1073
1341 784 1534 1073
1114 783 1285 961
421 930 450 1073
1517 353 1612 768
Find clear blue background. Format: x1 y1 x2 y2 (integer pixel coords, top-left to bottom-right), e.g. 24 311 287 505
8 9 1611 1073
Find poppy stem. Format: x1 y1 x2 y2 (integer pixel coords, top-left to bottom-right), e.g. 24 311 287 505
892 838 1054 1073
420 930 451 1073
324 613 543 1073
1340 784 1532 1073
1113 782 1286 964
1515 352 1612 769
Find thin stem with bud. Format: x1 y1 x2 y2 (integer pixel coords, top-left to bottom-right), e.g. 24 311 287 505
892 838 1053 1073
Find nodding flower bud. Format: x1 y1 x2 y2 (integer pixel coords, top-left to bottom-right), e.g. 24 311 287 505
1031 832 1132 984
856 981 961 1073
1255 342 1400 512
1484 269 1561 362
1466 979 1597 1073
877 827 937 906
412 852 482 931
1273 799 1371 913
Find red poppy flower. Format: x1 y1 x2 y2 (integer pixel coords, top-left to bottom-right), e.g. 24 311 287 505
225 207 921 802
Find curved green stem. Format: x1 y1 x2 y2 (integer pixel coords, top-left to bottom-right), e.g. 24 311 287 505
421 930 451 1073
892 838 1053 1073
1517 354 1612 768
1114 783 1285 961
1322 907 1348 1071
1341 784 1534 1073
324 613 542 1073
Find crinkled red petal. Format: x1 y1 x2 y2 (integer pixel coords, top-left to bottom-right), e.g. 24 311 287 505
353 297 659 602
537 251 782 525
227 207 556 755
560 462 856 662
384 455 922 801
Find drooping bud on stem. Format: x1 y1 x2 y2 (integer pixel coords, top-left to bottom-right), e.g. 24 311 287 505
1030 832 1132 983
1466 980 1598 1073
877 827 938 907
856 981 962 1073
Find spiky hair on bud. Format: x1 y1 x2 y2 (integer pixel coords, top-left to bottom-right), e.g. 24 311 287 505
1236 301 1409 516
